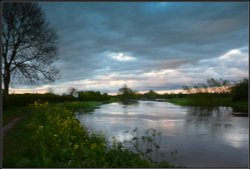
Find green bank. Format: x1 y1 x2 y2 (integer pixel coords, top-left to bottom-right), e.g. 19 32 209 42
3 101 175 168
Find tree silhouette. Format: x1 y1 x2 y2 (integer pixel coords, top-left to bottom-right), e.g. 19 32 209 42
231 78 248 101
119 84 133 94
118 84 136 100
183 78 231 94
67 87 78 98
144 89 158 99
2 3 59 106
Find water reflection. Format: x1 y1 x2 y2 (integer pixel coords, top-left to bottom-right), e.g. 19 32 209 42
184 106 248 149
119 100 139 106
76 101 248 167
186 106 232 117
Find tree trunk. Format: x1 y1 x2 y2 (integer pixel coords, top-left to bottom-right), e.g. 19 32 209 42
3 70 10 109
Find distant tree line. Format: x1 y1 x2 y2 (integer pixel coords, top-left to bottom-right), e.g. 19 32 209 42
8 93 76 107
182 78 248 101
5 78 248 108
7 88 111 107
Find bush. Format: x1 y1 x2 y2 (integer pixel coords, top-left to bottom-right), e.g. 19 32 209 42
7 92 112 108
8 93 76 107
231 79 248 102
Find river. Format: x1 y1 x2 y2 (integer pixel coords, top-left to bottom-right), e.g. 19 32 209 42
76 101 248 167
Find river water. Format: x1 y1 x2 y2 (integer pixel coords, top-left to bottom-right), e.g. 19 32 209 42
76 101 248 167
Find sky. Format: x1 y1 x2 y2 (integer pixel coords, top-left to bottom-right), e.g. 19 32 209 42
10 2 249 95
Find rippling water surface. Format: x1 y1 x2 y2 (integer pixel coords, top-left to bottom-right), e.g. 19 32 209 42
76 101 248 167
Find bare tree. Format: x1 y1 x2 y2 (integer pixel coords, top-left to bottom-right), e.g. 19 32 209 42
183 85 191 94
2 3 59 105
67 87 78 98
47 87 54 94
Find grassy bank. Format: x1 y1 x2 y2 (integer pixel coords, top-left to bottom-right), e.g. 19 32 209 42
3 101 174 168
167 97 248 113
230 101 248 112
60 101 103 112
3 101 102 126
167 97 230 107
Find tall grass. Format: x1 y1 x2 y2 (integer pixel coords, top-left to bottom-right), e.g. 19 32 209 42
61 101 102 112
168 94 248 112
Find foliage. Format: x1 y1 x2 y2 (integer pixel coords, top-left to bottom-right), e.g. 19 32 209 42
7 93 76 108
62 101 102 112
173 78 248 112
5 91 112 108
118 84 138 101
230 78 248 102
230 101 248 112
143 90 159 100
78 90 110 101
168 96 248 112
168 96 231 107
167 98 192 106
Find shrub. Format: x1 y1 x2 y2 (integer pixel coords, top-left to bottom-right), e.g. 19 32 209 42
231 79 248 102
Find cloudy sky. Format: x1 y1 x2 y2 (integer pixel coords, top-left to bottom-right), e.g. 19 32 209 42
10 2 249 95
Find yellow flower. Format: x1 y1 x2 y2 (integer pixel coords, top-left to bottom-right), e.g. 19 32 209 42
91 143 97 149
73 144 79 150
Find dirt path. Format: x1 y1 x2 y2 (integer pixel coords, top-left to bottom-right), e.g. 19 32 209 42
3 116 23 136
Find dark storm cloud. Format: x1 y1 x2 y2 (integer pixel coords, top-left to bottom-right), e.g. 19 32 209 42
12 2 248 93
